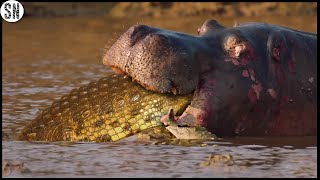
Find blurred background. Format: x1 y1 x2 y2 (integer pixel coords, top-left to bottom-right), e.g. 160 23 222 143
3 2 317 64
23 2 317 18
2 2 318 127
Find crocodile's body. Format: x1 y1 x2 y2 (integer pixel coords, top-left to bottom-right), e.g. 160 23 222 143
18 75 192 142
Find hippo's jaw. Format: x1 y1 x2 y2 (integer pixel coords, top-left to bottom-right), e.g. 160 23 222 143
103 24 216 95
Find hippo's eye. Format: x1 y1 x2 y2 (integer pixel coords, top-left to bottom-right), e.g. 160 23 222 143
198 19 226 36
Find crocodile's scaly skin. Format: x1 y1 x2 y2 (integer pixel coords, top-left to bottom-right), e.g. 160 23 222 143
18 74 192 142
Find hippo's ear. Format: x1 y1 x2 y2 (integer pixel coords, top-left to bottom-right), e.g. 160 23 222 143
266 31 289 97
198 19 226 36
267 30 289 64
233 20 240 27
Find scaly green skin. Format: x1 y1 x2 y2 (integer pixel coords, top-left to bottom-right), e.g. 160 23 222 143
18 74 192 142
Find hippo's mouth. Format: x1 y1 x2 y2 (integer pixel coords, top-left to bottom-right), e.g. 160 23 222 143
103 24 202 95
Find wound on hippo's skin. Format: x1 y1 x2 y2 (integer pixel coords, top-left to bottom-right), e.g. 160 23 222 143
248 68 256 82
247 88 257 104
267 88 277 99
224 35 246 59
252 83 263 100
247 83 263 103
242 70 249 78
223 34 256 66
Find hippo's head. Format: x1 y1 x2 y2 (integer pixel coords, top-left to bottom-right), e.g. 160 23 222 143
103 19 317 137
103 20 264 95
102 23 214 95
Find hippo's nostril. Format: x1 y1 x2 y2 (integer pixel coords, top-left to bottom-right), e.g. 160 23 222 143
128 24 151 47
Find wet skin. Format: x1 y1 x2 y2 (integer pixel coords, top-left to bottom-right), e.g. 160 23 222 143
18 75 192 142
103 19 317 137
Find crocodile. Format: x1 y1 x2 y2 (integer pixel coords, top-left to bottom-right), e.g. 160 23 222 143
18 74 215 142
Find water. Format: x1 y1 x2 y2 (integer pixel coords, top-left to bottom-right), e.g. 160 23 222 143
2 16 317 178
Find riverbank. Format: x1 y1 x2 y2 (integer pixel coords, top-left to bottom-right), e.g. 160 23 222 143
23 2 316 18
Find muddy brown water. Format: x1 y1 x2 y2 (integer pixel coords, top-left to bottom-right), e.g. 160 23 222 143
2 16 317 177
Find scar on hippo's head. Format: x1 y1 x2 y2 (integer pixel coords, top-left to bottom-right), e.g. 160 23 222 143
223 34 247 58
197 19 226 35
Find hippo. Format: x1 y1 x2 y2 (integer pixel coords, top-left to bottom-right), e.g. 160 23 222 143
103 19 317 137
